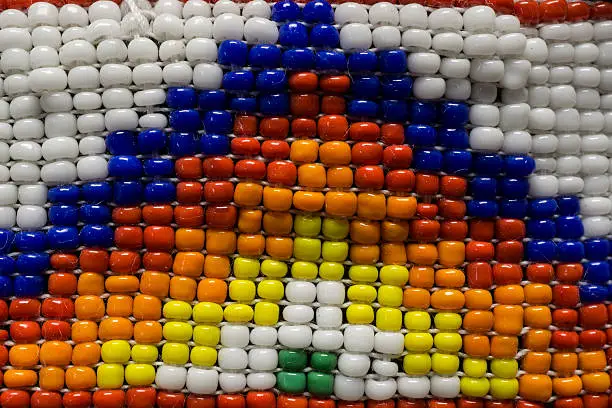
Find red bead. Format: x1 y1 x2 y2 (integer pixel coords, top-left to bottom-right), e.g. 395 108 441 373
1 390 30 408
233 115 258 137
204 181 234 203
416 203 438 219
31 391 62 408
246 392 276 408
458 400 484 408
203 157 234 179
0 346 8 366
489 0 514 13
439 220 468 241
492 263 522 285
351 142 383 165
382 145 412 169
114 226 143 250
566 1 590 21
143 205 174 225
48 272 77 296
217 394 245 408
355 166 385 189
267 161 297 186
580 304 608 329
176 182 203 204
466 241 494 261
380 124 404 145
410 219 440 242
438 199 466 219
469 220 494 241
234 159 266 180
553 309 579 330
553 284 579 308
556 263 583 283
515 0 540 25
186 395 215 408
495 240 523 263
174 206 205 228
142 252 173 272
338 403 364 408
517 402 545 408
261 140 290 160
50 254 78 271
41 320 71 341
92 390 125 408
290 93 319 117
591 1 612 19
126 388 156 408
206 205 237 229
231 137 260 156
278 395 307 408
260 117 289 140
555 398 584 408
583 395 608 408
157 392 185 408
414 173 439 196
63 392 92 408
9 299 41 320
349 122 380 142
175 157 203 180
539 0 567 22
367 402 395 408
10 321 40 343
0 300 7 321
385 169 415 192
526 263 554 283
580 329 607 350
398 402 426 408
495 219 526 240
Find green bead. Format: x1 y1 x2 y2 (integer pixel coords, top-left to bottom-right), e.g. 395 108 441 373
279 350 308 371
276 371 306 393
310 352 337 372
321 241 348 262
322 218 349 240
307 372 334 396
293 237 321 262
294 214 321 237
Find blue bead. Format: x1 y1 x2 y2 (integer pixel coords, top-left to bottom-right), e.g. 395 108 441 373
347 99 378 118
256 70 288 92
169 132 198 156
204 110 232 134
282 48 315 70
580 284 608 303
302 0 333 23
230 97 257 113
443 150 471 175
106 130 138 155
217 40 248 66
169 109 201 132
351 76 380 99
315 50 346 71
16 252 49 275
0 276 12 297
439 102 469 127
249 44 282 68
437 128 469 149
80 225 113 248
470 177 498 199
145 181 176 204
143 158 173 177
404 124 435 147
499 177 529 199
409 101 437 124
583 261 610 283
378 50 407 73
0 256 14 276
199 90 227 110
472 154 503 176
14 275 44 297
557 241 584 262
467 200 498 218
556 216 584 239
47 227 79 250
381 100 408 122
81 182 112 203
526 240 557 262
503 155 535 177
48 185 79 204
259 93 290 115
347 51 378 72
381 76 412 99
585 239 609 260
528 198 557 219
310 24 339 47
201 134 230 156
79 204 111 224
0 230 14 254
108 156 143 179
556 196 580 215
166 87 197 109
137 129 166 153
279 22 309 47
49 205 79 227
272 0 301 22
527 219 556 239
14 232 46 252
113 181 143 206
412 149 442 171
499 199 528 219
223 70 255 92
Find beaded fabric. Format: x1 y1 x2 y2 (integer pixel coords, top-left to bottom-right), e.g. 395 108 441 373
0 0 610 407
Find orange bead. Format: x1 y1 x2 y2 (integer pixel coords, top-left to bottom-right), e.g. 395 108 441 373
524 283 553 305
494 284 525 305
205 230 236 255
237 209 262 234
71 342 100 366
437 241 465 268
265 237 294 260
409 266 435 288
402 288 430 309
519 374 553 402
262 211 293 235
39 366 65 391
463 310 493 332
133 295 162 321
430 289 465 310
464 289 493 309
197 278 228 303
105 275 140 294
463 334 490 357
293 191 325 212
522 351 552 374
234 182 263 207
493 305 524 335
350 220 381 245
581 372 610 393
9 344 39 368
381 220 410 242
318 142 351 165
298 164 326 188
173 252 205 277
435 268 465 288
71 321 98 343
175 228 205 252
552 352 578 375
262 187 293 212
553 376 582 397
237 234 265 256
579 351 607 371
524 306 552 328
65 367 96 390
98 317 133 340
326 166 353 188
406 244 437 265
40 341 72 366
106 295 133 318
4 369 38 388
203 255 231 279
490 335 518 358
75 296 105 321
380 242 407 265
523 329 552 352
134 321 162 344
386 196 417 219
349 244 380 265
77 272 105 296
357 193 386 220
169 276 197 301
290 140 319 164
139 271 170 298
325 191 357 217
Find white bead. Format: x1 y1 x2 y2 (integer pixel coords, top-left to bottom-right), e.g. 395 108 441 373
213 13 243 41
600 69 612 92
570 21 593 42
470 83 497 104
539 23 571 41
529 108 555 132
30 27 60 51
74 92 102 110
555 108 580 132
59 40 96 67
523 38 548 63
10 141 41 162
28 2 58 27
184 16 213 40
463 34 497 57
159 40 186 62
495 15 519 33
338 353 370 377
193 63 222 89
334 375 365 401
469 127 503 151
373 332 404 354
283 305 314 324
285 281 316 303
97 39 127 63
581 197 612 216
16 205 46 230
501 88 527 104
372 360 398 377
0 185 17 205
278 325 312 348
528 65 550 85
89 1 121 21
335 2 368 25
18 185 45 206
311 329 343 351
497 33 527 58
59 4 88 27
583 216 611 237
128 38 158 64
218 348 248 370
80 136 106 155
156 365 187 391
548 85 576 110
0 166 9 183
2 48 30 74
0 101 8 121
500 59 530 90
85 19 121 45
317 281 345 305
10 162 40 182
432 33 463 56
219 373 246 393
132 63 163 87
10 96 41 120
469 104 499 127
214 0 240 16
548 43 574 64
598 42 612 67
398 377 430 398
428 8 462 32
250 327 277 346
582 134 608 153
444 78 470 100
529 175 559 197
29 46 59 70
399 3 427 29
535 157 556 173
503 130 531 154
45 113 77 138
469 59 504 83
68 66 100 90
29 67 67 93
0 142 8 163
549 66 574 84
183 0 212 18
13 119 44 141
0 10 27 28
372 26 401 50
365 379 397 401
572 44 599 66
186 368 218 394
152 14 184 41
248 349 277 371
430 375 461 398
186 38 217 63
0 207 15 228
42 137 78 161
244 17 278 45
104 109 139 131
246 373 275 390
440 57 471 78
41 161 77 184
581 111 605 133
594 21 612 41
412 77 445 100
556 156 581 175
369 2 399 26
163 62 193 86
340 23 371 51
463 6 495 33
0 28 31 51
499 103 529 132
62 27 85 43
77 154 109 178
0 124 11 142
401 29 431 50
100 64 132 87
344 325 374 352
154 0 183 17
582 154 608 175
556 133 580 154
584 175 609 195
602 95 612 110
220 325 249 347
134 89 166 106
242 0 270 19
408 52 440 75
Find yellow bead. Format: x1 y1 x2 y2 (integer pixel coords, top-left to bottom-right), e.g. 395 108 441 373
376 307 402 331
223 304 253 323
192 302 223 324
346 304 374 324
233 257 260 279
379 265 409 286
190 346 217 367
434 312 462 330
291 261 318 280
254 302 279 326
161 342 190 365
404 332 433 352
193 325 220 347
101 340 131 364
229 279 256 302
431 352 459 375
125 364 155 386
96 363 124 389
377 285 403 307
404 311 431 331
433 333 462 353
463 358 488 378
460 377 490 397
321 241 348 262
489 378 519 399
348 265 378 283
293 237 321 261
261 259 287 278
162 321 193 342
319 262 344 280
491 358 518 379
347 284 377 303
403 353 431 375
257 279 284 301
163 300 192 320
131 345 158 364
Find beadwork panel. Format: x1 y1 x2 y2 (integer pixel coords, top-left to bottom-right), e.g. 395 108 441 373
0 0 610 407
